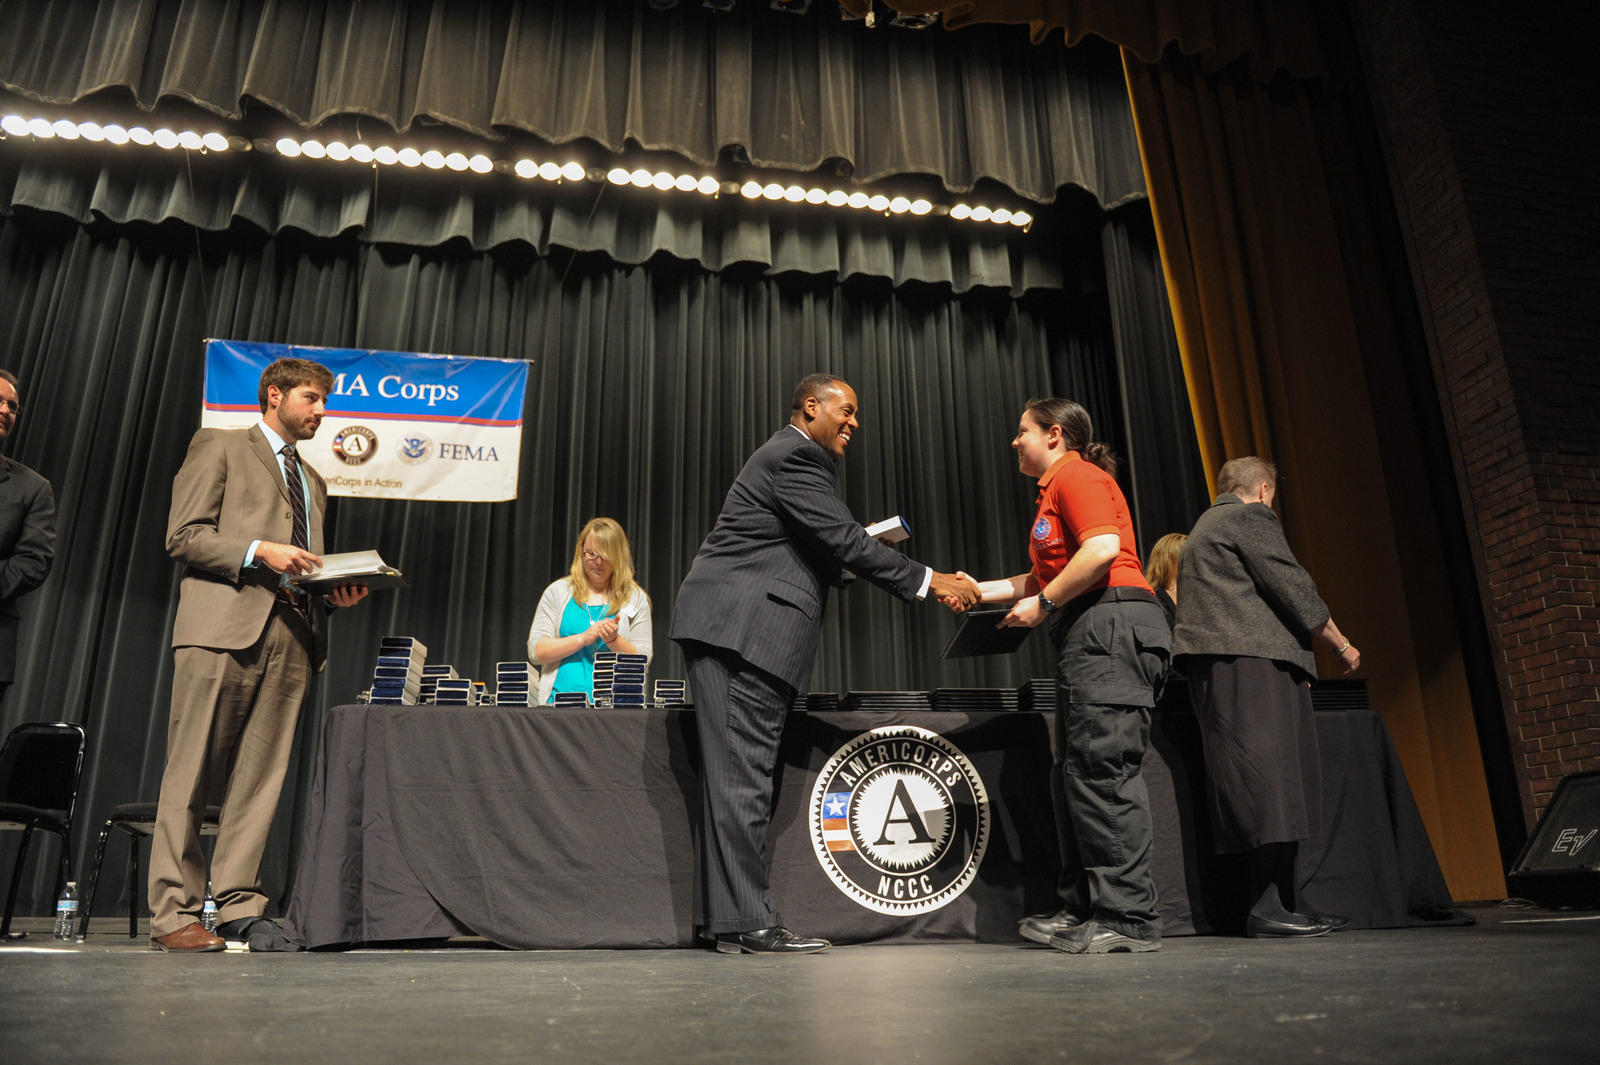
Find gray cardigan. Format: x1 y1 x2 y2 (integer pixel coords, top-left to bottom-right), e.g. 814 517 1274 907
1172 494 1330 678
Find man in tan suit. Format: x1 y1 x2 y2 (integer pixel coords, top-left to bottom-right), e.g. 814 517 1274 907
148 357 368 952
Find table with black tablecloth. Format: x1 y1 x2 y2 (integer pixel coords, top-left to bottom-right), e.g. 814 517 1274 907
272 701 1459 950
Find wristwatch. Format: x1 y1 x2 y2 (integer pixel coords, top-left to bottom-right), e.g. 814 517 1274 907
1038 594 1058 614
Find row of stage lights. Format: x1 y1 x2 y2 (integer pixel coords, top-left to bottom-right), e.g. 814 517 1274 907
0 114 1033 229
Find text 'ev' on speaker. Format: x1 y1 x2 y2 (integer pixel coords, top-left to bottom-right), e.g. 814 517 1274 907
1506 769 1600 910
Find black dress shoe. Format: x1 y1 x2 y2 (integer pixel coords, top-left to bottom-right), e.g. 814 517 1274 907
1310 912 1350 931
1048 920 1160 954
715 926 831 955
1017 910 1086 946
1246 912 1332 938
215 916 282 942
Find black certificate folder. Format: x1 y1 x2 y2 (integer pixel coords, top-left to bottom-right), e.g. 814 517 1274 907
940 609 1033 659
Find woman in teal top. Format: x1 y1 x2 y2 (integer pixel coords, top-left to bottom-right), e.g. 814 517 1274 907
526 517 654 704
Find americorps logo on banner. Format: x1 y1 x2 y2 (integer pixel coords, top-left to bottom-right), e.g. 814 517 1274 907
201 340 530 502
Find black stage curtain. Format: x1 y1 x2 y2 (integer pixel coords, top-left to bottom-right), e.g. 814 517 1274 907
0 0 1145 207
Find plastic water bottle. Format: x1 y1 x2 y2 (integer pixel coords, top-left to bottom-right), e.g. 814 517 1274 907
53 881 78 941
201 883 218 933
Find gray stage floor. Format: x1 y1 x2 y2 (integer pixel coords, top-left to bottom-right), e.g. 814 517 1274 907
3 904 1597 1065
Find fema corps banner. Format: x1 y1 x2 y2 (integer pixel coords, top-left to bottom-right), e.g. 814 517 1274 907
201 340 530 502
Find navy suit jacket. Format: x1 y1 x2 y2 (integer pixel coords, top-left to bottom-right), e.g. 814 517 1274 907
0 456 55 682
671 426 924 692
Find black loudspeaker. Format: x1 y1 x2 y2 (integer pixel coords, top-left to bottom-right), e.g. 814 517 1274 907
1507 769 1600 909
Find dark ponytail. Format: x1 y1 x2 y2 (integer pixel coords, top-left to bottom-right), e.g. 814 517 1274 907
1024 398 1118 476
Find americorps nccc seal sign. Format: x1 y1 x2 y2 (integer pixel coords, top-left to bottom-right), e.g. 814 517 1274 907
809 725 990 915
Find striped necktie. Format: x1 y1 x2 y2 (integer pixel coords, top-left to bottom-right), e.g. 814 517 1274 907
281 445 310 551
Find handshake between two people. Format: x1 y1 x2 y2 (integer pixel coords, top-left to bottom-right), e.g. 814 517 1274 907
930 571 1052 630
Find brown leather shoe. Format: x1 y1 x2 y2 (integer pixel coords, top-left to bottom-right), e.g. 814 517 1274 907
151 923 226 953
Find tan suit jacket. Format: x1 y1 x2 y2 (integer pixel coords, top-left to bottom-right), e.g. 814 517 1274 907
166 424 329 669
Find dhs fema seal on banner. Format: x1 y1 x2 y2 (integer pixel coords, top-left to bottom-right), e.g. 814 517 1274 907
395 431 433 466
331 425 378 465
809 725 989 915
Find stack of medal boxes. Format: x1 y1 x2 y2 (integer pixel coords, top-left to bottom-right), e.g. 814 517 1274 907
433 677 477 706
550 691 589 708
420 665 457 704
496 661 532 707
593 651 648 707
653 679 689 707
369 637 426 705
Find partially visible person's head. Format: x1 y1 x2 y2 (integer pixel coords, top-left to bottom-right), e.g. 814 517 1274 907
1021 398 1117 475
258 358 336 442
1143 533 1187 592
791 373 858 459
1216 457 1278 504
0 370 20 440
568 516 643 614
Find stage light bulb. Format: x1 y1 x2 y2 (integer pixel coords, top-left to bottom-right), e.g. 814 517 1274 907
889 197 910 214
349 143 373 163
77 122 105 141
698 176 719 195
513 160 536 178
1 115 28 136
806 188 827 204
102 124 129 145
675 174 698 191
53 120 80 139
420 150 445 169
653 172 675 190
910 199 931 215
374 146 400 165
28 118 54 137
608 167 631 184
631 169 654 188
396 148 421 167
127 127 154 145
783 185 804 202
867 195 889 212
741 181 763 199
826 190 848 206
324 141 350 161
153 128 179 149
970 206 991 222
561 162 586 182
950 203 971 219
177 130 203 150
1011 211 1031 227
469 154 493 174
203 132 229 152
301 140 327 159
442 152 466 172
847 192 869 208
991 208 1012 224
275 137 303 157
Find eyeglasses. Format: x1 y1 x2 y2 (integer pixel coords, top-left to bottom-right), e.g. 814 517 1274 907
0 399 19 414
581 549 606 563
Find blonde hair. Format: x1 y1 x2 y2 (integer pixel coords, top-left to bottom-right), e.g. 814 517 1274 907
567 517 645 616
1143 532 1187 592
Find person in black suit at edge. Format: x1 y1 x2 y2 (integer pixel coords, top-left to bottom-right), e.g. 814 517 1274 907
671 373 981 955
0 369 55 707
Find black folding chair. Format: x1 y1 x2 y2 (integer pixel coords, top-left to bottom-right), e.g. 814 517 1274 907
0 721 87 938
77 802 223 939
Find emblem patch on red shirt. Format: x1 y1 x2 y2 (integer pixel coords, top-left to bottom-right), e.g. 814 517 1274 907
1032 516 1052 541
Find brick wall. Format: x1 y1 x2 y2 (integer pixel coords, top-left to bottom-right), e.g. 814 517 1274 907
1350 0 1600 823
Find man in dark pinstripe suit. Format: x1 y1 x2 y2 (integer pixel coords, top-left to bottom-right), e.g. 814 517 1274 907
671 373 979 955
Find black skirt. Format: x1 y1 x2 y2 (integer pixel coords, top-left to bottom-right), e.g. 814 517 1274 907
1185 655 1322 853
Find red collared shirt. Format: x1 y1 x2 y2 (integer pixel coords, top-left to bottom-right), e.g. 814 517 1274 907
1029 452 1150 593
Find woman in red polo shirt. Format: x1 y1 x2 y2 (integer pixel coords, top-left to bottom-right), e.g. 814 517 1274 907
966 398 1172 955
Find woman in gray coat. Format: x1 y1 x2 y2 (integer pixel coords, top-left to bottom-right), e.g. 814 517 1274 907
1173 456 1359 938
